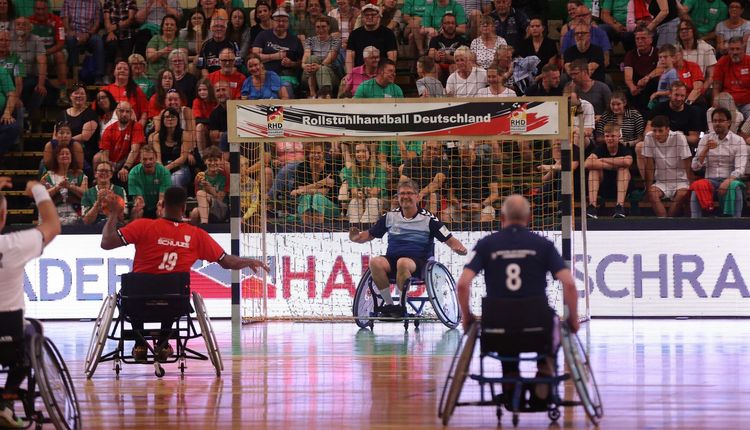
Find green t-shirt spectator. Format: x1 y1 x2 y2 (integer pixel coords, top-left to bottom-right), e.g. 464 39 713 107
353 78 404 98
377 141 423 167
134 76 156 99
340 165 387 197
0 53 25 81
402 0 428 17
684 0 727 36
422 0 467 29
200 170 229 203
128 162 172 217
601 0 629 26
0 66 14 111
81 184 128 224
145 35 188 79
15 0 49 17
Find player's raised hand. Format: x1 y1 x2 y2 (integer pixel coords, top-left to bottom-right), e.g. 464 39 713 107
23 180 41 196
0 176 12 190
348 226 360 242
106 191 124 215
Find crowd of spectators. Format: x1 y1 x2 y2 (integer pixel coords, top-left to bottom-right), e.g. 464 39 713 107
0 0 748 225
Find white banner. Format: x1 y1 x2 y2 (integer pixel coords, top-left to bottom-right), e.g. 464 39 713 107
21 230 750 319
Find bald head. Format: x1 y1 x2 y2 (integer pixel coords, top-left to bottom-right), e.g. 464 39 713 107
501 195 531 225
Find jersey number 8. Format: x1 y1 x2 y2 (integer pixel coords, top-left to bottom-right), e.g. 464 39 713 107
506 263 522 291
158 252 179 271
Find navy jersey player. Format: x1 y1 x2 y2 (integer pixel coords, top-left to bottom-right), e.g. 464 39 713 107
349 179 468 317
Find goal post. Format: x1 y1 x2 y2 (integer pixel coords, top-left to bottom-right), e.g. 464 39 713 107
226 97 581 323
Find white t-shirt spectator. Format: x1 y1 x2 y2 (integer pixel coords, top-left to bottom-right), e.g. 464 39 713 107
445 67 488 97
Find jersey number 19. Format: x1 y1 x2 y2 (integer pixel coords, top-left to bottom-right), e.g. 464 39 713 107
158 252 179 271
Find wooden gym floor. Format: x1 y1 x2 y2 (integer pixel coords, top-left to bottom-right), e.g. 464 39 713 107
32 319 750 429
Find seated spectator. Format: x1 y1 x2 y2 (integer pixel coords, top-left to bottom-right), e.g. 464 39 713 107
564 21 606 83
599 0 635 52
399 140 448 215
128 143 172 219
40 143 88 225
151 89 197 149
422 0 467 38
102 61 149 126
0 58 18 157
470 15 506 70
43 121 84 175
565 82 595 145
691 107 748 218
103 0 136 74
95 101 145 184
294 0 338 42
340 45 379 98
708 92 745 133
145 14 187 80
169 49 197 106
302 17 342 98
677 19 717 90
148 69 180 121
568 58 611 116
445 142 498 222
560 5 612 67
13 17 56 132
646 0 682 48
193 78 218 153
715 1 750 57
558 0 582 42
150 107 193 189
196 0 226 24
198 16 241 77
517 18 559 77
252 10 304 97
683 0 726 42
477 62 515 97
623 25 661 112
179 9 208 62
29 0 69 105
648 44 679 109
207 80 230 148
525 64 562 96
642 115 694 217
128 54 155 99
133 0 182 57
584 123 633 219
268 140 305 205
191 145 229 224
674 45 705 106
713 37 750 121
250 2 274 47
340 142 386 224
0 0 13 32
380 0 403 42
242 53 289 99
62 0 105 85
489 0 529 48
81 161 128 225
60 84 98 169
346 4 397 73
416 56 445 98
402 0 428 56
209 47 246 99
291 141 342 224
428 12 469 85
445 46 487 97
227 8 251 57
595 91 645 148
354 59 402 98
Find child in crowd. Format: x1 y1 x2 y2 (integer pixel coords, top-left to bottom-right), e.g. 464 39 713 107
191 146 229 224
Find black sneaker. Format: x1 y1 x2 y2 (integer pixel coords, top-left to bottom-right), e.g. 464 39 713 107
613 204 626 218
586 204 598 219
379 304 406 318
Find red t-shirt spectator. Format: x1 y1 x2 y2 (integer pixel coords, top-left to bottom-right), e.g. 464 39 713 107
677 60 704 94
208 70 245 100
100 120 145 163
101 83 149 119
713 54 750 105
118 218 226 274
192 98 218 120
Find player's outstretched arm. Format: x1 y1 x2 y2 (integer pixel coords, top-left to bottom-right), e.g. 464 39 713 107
20 179 61 247
556 268 580 333
349 226 373 243
445 236 468 255
101 192 126 250
456 268 476 331
218 254 271 272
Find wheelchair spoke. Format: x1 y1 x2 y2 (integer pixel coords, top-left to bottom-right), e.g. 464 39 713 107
561 325 603 424
426 262 460 328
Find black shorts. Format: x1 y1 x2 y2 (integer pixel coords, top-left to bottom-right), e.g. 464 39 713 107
384 256 428 281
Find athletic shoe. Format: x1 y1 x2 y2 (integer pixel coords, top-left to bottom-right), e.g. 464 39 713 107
379 304 406 318
156 343 174 363
586 204 598 219
613 204 626 218
0 401 23 428
132 345 148 362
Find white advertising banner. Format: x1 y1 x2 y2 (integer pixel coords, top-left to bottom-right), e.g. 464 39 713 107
21 230 750 319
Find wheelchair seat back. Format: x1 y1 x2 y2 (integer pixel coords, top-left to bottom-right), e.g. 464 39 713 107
119 272 191 322
480 296 555 356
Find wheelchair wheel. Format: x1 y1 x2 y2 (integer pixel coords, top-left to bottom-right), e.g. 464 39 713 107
84 294 116 379
352 269 376 329
193 292 223 377
31 335 82 430
437 322 478 425
425 262 460 329
561 324 603 425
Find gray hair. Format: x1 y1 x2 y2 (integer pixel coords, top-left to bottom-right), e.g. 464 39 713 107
168 49 188 63
363 46 380 58
397 179 420 194
501 194 531 224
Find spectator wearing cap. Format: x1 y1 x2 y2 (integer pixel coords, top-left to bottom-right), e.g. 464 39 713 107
128 53 155 99
198 16 242 77
252 9 304 98
346 4 397 74
354 58 403 98
428 12 469 84
422 0 467 38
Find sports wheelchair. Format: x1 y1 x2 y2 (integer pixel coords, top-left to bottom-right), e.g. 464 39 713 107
438 296 603 427
352 259 460 330
84 272 223 379
0 313 81 430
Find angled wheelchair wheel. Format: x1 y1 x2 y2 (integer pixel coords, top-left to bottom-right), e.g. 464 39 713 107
31 335 82 430
561 324 603 425
438 322 478 425
425 262 460 329
84 294 116 379
352 269 376 329
193 292 223 377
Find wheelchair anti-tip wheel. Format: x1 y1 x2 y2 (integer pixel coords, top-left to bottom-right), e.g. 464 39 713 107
438 321 478 425
352 269 376 329
561 324 603 425
193 292 223 377
84 294 116 378
425 261 460 329
31 335 82 430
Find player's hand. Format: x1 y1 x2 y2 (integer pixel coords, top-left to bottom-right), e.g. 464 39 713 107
462 312 476 332
455 246 468 256
0 176 12 190
348 226 360 242
105 191 123 215
23 180 40 196
156 199 165 218
247 258 270 273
